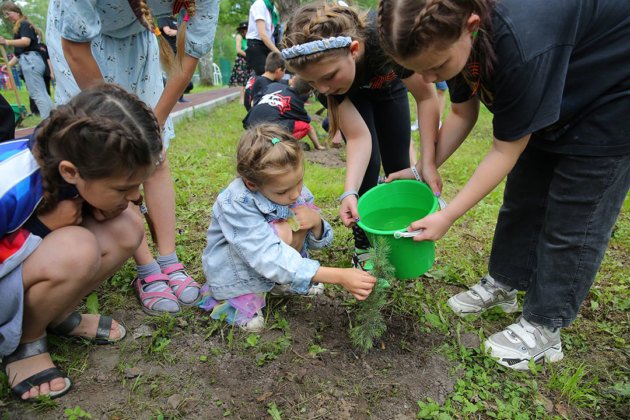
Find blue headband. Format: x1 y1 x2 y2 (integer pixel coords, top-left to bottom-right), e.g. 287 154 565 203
281 36 352 60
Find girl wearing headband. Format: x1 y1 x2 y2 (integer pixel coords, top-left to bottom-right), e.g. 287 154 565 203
281 1 440 271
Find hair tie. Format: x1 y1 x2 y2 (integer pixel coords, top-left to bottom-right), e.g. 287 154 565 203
270 137 281 145
281 36 352 60
153 27 162 37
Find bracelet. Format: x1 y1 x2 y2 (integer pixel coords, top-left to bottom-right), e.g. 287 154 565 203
338 190 358 202
410 165 422 182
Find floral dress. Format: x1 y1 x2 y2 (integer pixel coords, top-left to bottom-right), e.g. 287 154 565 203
229 37 252 87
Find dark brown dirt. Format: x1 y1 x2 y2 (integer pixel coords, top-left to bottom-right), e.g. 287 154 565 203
2 293 458 419
304 146 345 168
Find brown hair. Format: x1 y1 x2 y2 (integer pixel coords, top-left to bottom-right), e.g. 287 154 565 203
1 1 40 37
282 1 368 138
264 51 286 72
377 0 496 101
291 76 313 97
129 0 197 75
236 124 303 186
33 83 163 212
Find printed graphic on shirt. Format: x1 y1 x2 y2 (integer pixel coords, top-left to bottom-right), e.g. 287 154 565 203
258 90 292 114
362 70 397 89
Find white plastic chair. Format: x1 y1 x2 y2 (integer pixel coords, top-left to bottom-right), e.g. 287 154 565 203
212 63 222 86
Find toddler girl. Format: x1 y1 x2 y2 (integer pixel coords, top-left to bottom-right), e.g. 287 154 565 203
199 124 375 332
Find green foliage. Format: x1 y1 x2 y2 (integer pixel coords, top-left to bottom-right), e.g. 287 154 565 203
349 237 395 352
85 293 99 315
64 406 92 419
267 402 283 420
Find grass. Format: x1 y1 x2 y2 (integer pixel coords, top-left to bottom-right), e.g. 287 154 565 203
0 93 628 418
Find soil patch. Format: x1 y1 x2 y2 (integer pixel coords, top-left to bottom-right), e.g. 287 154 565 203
304 146 345 168
4 294 457 419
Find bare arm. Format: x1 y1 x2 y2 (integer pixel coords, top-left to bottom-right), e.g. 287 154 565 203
235 33 246 57
403 73 441 193
256 19 280 54
435 97 480 168
0 36 31 49
337 98 372 225
61 38 103 89
411 134 531 242
154 53 198 126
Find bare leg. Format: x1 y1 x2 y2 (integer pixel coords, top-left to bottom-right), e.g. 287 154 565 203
7 209 144 399
307 126 325 150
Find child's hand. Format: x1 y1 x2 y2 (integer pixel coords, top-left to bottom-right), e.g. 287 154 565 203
339 268 376 300
421 164 443 196
292 205 321 231
38 197 84 230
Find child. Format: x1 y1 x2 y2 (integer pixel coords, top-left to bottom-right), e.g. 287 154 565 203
250 51 287 108
244 76 326 150
199 124 376 332
378 0 630 369
46 0 220 315
281 1 440 270
0 84 163 401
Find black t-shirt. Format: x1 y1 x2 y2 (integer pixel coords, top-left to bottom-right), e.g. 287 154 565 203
157 17 178 53
251 76 274 107
447 0 630 156
333 12 413 103
14 21 40 57
243 82 311 132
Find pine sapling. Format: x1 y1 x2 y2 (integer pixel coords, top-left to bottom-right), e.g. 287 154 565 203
349 236 396 352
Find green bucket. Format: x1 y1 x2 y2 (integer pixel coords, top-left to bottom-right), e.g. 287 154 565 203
357 180 438 279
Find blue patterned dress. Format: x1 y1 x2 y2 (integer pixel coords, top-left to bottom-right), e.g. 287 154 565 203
46 0 219 146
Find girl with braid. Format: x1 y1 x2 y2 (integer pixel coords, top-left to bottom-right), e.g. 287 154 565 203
46 0 220 315
281 1 440 271
378 0 630 369
0 84 163 401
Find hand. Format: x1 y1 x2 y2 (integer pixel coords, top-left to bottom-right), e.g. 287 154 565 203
421 165 443 196
339 268 376 300
384 167 416 183
339 194 359 227
38 197 84 230
407 210 454 242
292 205 321 231
0 36 7 46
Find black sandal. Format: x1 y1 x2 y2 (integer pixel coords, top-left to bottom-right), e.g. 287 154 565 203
47 311 126 345
3 336 72 400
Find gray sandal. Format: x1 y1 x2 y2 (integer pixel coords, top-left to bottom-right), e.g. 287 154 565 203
3 336 72 400
47 311 126 345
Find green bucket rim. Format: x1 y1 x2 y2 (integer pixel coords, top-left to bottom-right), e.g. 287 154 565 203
357 180 439 236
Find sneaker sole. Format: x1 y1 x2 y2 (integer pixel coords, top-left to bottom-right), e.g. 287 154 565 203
494 345 564 371
447 296 519 317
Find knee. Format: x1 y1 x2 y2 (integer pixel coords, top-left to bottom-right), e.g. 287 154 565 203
46 227 101 281
108 209 145 254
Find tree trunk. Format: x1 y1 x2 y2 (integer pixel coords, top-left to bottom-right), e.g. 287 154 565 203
198 48 215 86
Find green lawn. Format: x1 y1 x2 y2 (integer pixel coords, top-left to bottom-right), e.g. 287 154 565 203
1 96 627 419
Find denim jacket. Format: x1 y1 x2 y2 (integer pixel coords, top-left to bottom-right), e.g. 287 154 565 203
201 178 333 300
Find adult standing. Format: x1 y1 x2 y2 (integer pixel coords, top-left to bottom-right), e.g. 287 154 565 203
229 21 253 104
246 0 281 75
0 1 53 119
378 0 630 369
46 0 220 315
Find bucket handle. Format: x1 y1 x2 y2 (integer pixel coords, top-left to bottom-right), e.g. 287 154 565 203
392 198 446 239
393 229 424 239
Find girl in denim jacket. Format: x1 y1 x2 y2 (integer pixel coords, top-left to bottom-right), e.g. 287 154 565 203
200 124 375 332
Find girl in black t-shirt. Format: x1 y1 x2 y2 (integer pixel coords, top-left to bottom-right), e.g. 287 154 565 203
378 0 630 370
282 1 440 269
0 2 53 118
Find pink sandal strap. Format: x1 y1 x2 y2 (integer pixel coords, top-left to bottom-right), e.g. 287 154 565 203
161 263 201 299
161 263 185 276
133 275 179 311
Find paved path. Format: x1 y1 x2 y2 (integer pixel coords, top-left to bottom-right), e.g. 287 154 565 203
15 86 240 138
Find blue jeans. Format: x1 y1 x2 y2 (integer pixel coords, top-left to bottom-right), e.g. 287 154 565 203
489 144 630 328
19 52 53 119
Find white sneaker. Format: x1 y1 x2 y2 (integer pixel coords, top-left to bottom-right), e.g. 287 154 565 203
447 274 518 317
239 311 265 333
485 318 563 371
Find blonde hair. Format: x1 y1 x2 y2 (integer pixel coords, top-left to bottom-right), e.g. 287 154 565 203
130 0 197 75
282 1 367 138
237 124 303 186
